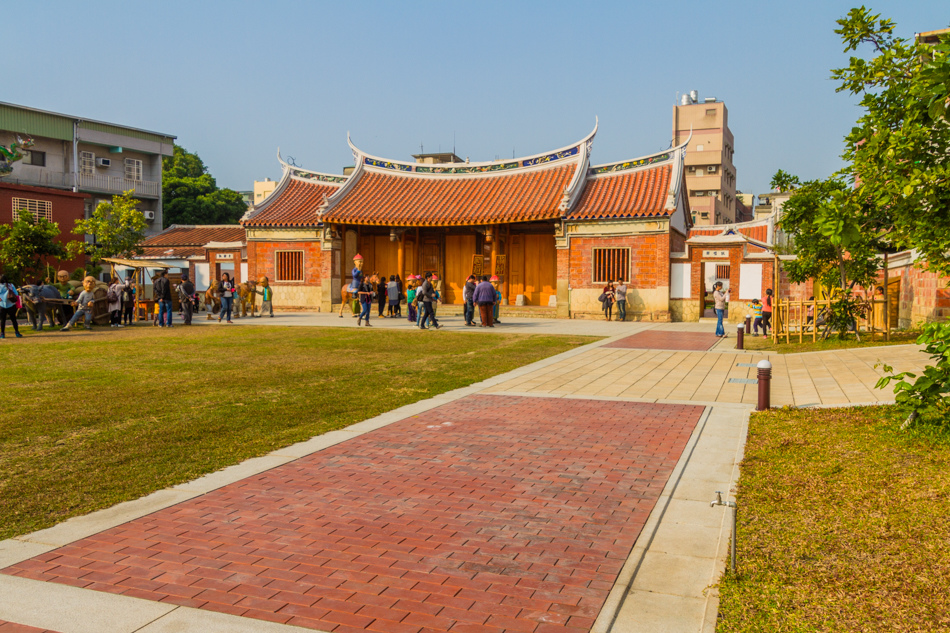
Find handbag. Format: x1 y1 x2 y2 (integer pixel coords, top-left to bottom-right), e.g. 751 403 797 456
597 292 607 302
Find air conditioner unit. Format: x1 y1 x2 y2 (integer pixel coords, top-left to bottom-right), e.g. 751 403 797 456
707 166 717 173
96 158 111 168
143 211 156 221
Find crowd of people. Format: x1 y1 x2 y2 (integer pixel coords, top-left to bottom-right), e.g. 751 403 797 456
351 271 504 330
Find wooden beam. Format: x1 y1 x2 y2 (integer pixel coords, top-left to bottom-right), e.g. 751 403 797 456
397 230 405 282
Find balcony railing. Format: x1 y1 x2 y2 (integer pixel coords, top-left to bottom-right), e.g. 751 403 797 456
78 173 160 198
1 172 160 199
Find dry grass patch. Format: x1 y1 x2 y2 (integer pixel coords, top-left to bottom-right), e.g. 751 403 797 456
717 406 950 632
0 325 596 540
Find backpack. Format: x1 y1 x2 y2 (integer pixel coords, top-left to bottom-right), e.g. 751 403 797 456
107 287 118 303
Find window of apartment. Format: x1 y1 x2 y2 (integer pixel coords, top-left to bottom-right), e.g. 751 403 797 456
23 150 46 167
80 151 95 175
592 247 630 283
716 264 731 279
12 197 53 223
275 250 304 282
124 158 143 182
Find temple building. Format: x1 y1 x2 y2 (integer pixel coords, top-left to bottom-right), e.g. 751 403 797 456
241 123 780 321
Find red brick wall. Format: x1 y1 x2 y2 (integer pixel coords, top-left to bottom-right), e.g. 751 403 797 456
0 183 89 276
670 230 686 253
248 240 327 287
568 234 669 290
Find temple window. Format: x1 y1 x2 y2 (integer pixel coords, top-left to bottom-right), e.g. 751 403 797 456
275 250 304 282
592 248 630 283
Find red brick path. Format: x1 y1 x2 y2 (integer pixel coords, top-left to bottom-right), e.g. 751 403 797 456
0 622 61 633
3 396 702 633
604 331 719 351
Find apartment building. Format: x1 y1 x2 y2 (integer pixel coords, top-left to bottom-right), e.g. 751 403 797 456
0 102 175 237
672 92 737 226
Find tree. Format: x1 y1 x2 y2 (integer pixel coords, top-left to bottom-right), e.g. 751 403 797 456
162 145 247 227
0 214 63 284
807 7 950 422
769 170 801 193
67 190 147 263
834 8 950 275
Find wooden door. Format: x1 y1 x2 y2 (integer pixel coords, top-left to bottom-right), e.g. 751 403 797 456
444 234 476 304
372 235 399 280
888 278 900 329
403 240 416 280
422 240 442 280
508 235 524 303
520 234 556 305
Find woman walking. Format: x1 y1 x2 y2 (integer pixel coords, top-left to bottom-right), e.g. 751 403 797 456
357 278 374 326
218 272 235 323
107 277 124 328
714 281 727 337
377 273 388 318
0 276 23 339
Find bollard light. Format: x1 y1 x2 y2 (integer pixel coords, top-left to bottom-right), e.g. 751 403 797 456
736 322 745 350
757 359 772 411
744 314 752 334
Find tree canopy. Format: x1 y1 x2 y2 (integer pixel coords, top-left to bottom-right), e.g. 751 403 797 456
162 145 247 228
777 8 949 289
68 190 147 263
0 214 63 284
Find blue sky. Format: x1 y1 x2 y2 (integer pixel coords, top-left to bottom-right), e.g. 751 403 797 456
5 1 946 195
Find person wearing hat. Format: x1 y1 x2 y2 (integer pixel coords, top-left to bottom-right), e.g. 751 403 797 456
178 272 195 325
406 276 418 324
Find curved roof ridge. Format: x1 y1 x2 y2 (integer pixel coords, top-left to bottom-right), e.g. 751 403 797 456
346 121 598 176
588 145 679 175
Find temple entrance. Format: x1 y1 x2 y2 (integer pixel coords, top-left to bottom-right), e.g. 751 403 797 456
358 234 399 280
444 234 476 304
508 233 556 306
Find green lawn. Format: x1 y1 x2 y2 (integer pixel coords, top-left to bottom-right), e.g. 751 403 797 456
717 406 950 632
0 325 595 541
742 330 920 354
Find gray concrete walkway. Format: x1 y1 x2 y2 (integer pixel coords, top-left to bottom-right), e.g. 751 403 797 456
0 321 928 633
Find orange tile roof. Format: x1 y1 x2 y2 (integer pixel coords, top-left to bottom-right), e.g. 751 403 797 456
140 245 207 259
322 164 576 227
243 178 343 227
568 164 672 221
141 225 246 247
689 224 769 243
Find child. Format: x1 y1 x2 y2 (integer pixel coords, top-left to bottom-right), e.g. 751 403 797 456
490 275 502 324
749 298 764 335
406 278 417 324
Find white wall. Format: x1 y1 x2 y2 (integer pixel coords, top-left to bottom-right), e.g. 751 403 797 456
739 263 763 300
670 263 691 299
194 263 210 291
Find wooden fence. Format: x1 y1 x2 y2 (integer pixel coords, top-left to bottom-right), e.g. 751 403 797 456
772 297 891 344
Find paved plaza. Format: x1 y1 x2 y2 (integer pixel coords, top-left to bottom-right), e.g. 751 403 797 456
0 319 930 632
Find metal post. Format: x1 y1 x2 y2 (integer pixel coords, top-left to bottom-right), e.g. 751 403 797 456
756 359 772 411
744 314 751 334
736 323 745 350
